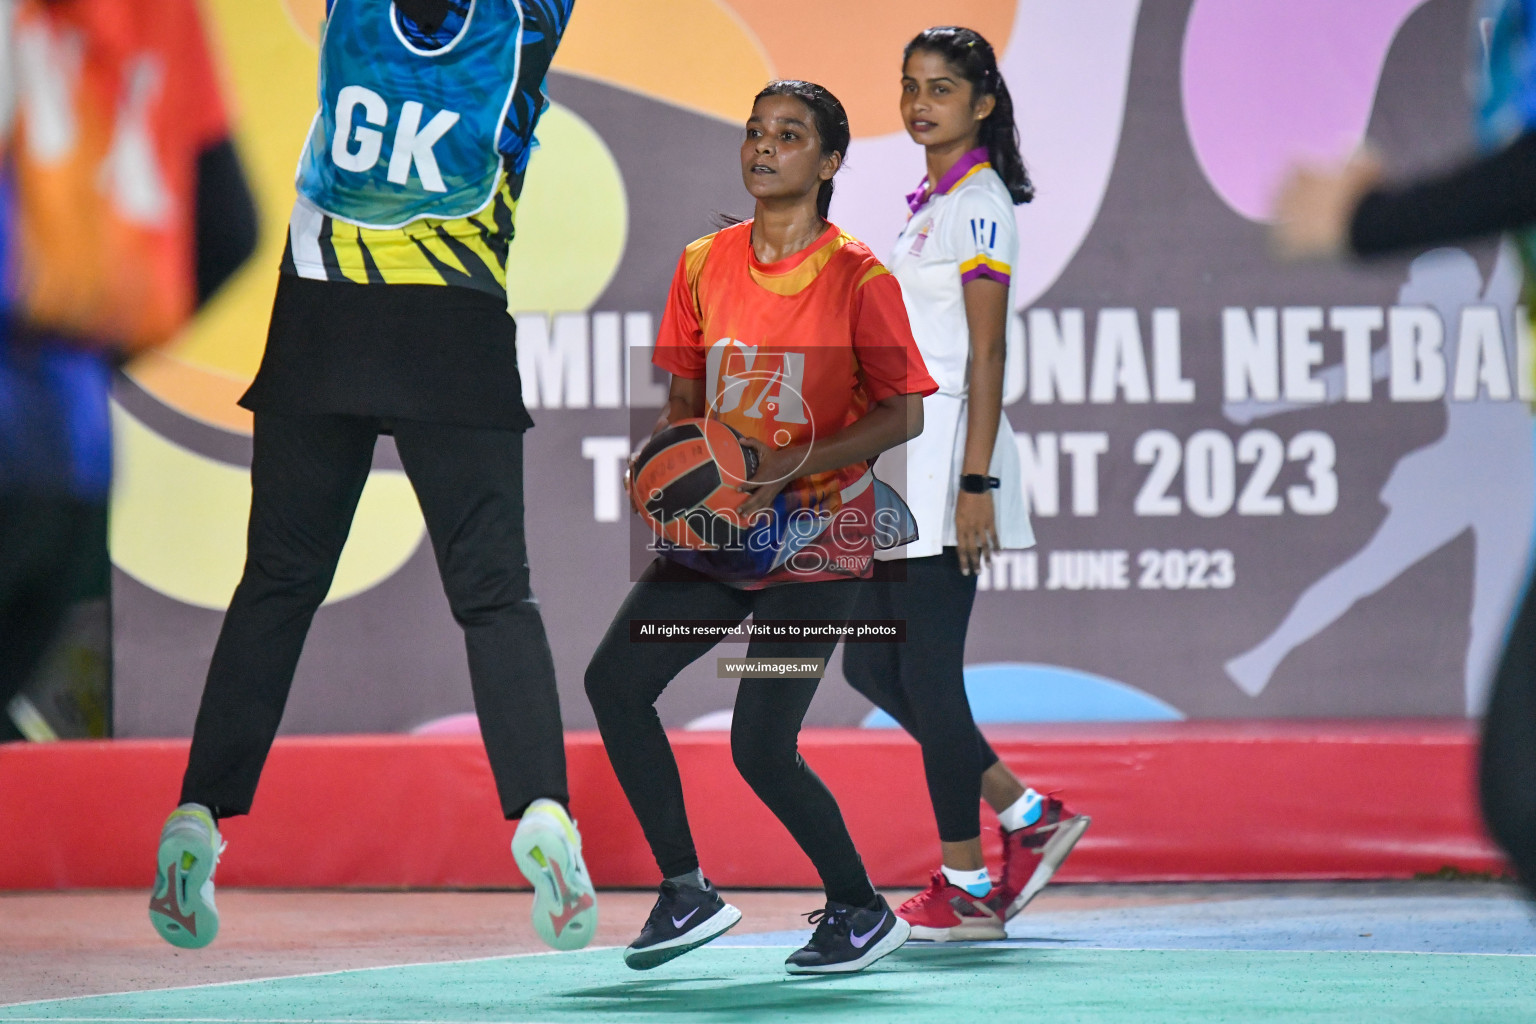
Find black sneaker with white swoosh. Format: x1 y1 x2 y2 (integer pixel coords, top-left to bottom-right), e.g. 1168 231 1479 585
623 879 742 970
785 895 911 974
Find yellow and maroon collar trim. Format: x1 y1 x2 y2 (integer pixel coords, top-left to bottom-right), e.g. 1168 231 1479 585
746 221 850 296
906 147 991 215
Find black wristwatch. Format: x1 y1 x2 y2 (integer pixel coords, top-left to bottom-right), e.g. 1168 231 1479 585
959 473 1000 494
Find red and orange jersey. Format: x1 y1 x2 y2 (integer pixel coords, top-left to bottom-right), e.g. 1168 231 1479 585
0 0 230 353
655 220 935 517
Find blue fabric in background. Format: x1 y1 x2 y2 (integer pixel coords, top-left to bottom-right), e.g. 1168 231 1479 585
0 331 113 501
0 160 113 502
1478 0 1536 148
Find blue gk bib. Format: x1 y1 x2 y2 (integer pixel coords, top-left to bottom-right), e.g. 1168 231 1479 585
296 0 524 229
1477 1 1536 289
1477 0 1534 151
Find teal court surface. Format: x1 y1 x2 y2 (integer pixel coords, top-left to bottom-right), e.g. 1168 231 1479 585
4 884 1536 1023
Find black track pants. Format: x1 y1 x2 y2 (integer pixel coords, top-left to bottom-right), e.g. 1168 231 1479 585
180 412 565 820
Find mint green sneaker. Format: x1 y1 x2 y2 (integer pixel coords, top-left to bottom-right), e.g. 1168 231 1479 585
148 804 224 949
511 798 598 951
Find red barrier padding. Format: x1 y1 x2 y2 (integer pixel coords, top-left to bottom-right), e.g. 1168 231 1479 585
0 723 1505 890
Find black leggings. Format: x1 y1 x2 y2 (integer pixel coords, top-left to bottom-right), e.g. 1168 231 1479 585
1481 578 1536 895
843 549 1000 844
180 412 566 820
584 558 874 907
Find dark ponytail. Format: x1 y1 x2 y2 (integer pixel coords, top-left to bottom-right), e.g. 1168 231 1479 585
754 80 851 220
904 27 1034 205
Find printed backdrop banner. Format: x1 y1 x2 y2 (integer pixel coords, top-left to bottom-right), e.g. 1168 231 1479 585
110 0 1532 737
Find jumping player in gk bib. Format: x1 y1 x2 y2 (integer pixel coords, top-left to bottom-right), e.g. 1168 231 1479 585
148 0 597 955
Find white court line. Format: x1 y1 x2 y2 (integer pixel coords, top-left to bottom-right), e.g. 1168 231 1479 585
729 940 1536 958
918 944 1536 958
0 946 621 1012
4 944 1532 1018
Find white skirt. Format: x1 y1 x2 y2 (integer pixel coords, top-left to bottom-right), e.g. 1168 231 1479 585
875 391 1035 560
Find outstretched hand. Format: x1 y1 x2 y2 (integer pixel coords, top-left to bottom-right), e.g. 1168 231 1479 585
1270 150 1382 261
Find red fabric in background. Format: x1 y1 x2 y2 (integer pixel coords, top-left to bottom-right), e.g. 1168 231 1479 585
0 723 1504 890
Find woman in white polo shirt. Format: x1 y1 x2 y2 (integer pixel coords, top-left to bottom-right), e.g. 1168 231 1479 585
843 26 1089 942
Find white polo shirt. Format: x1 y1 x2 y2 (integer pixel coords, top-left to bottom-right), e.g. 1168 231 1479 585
879 149 1034 559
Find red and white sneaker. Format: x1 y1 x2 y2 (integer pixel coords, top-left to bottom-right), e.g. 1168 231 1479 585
989 796 1091 920
897 870 1006 941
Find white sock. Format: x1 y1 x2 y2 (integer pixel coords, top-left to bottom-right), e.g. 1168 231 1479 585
941 864 992 898
998 788 1044 832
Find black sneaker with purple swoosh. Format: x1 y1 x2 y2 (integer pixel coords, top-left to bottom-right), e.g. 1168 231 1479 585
623 879 742 970
785 894 911 975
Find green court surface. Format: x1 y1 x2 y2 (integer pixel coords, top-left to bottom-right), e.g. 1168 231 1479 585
3 945 1533 1024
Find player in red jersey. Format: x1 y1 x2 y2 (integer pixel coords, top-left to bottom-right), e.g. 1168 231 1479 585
584 81 936 975
1 0 256 743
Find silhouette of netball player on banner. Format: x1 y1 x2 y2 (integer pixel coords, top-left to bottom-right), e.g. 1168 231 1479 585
1223 246 1534 714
